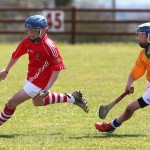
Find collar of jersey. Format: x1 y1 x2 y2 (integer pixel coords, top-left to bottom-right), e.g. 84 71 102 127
145 47 150 58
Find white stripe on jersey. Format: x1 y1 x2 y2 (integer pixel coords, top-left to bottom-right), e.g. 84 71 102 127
45 38 58 58
28 60 49 82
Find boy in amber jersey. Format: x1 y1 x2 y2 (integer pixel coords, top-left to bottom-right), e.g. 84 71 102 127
95 22 150 133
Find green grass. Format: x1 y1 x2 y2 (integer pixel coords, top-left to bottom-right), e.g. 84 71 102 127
0 42 149 149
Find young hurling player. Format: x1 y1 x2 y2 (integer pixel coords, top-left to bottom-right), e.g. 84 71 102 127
95 22 150 133
0 15 89 127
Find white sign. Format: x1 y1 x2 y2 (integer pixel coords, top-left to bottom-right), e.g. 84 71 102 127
43 11 64 32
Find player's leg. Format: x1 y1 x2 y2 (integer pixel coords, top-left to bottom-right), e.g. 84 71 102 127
116 99 142 124
95 95 149 133
33 92 75 105
0 89 30 126
116 84 150 127
43 92 76 104
95 84 150 133
32 90 89 113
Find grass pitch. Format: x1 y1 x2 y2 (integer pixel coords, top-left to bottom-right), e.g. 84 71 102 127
0 42 149 150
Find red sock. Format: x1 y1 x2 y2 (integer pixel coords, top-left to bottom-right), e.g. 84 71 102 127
0 104 16 126
44 92 75 105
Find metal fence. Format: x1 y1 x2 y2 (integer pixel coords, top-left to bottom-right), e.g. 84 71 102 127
0 7 150 43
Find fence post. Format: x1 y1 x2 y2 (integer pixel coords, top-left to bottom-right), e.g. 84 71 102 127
71 7 76 44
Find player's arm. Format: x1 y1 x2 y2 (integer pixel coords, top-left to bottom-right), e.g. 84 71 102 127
5 57 19 72
44 71 60 91
131 51 146 80
125 73 135 93
125 50 145 93
43 42 66 92
44 56 64 92
0 57 19 81
0 39 27 81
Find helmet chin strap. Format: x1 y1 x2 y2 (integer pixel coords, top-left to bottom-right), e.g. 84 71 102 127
139 43 150 48
30 37 41 42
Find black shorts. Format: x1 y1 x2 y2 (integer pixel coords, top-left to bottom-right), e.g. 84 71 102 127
138 97 148 108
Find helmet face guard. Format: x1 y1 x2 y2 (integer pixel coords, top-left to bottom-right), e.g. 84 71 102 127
136 31 150 48
25 28 44 42
24 15 48 42
136 23 150 48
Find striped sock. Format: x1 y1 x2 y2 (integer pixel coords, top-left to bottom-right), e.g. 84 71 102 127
44 93 75 105
0 104 16 126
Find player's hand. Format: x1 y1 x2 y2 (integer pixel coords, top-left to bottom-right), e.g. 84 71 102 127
0 69 8 81
125 86 134 94
33 90 49 101
39 90 49 98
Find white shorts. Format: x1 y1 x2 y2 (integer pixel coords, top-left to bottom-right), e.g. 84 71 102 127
142 81 150 104
23 81 42 98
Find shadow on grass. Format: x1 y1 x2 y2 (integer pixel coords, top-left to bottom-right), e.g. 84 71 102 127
0 133 146 139
0 135 15 138
0 133 61 139
69 133 147 139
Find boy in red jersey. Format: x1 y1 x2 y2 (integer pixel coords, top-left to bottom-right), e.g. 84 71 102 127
0 15 88 127
95 22 150 133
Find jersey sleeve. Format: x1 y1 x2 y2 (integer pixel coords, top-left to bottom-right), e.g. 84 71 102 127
131 50 146 80
49 49 66 71
12 39 27 58
48 49 66 71
45 39 66 71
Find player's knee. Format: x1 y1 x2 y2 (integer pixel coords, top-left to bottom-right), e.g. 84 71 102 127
32 99 44 106
32 100 39 106
33 102 40 106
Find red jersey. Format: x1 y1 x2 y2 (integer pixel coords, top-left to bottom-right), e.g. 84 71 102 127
12 34 66 89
